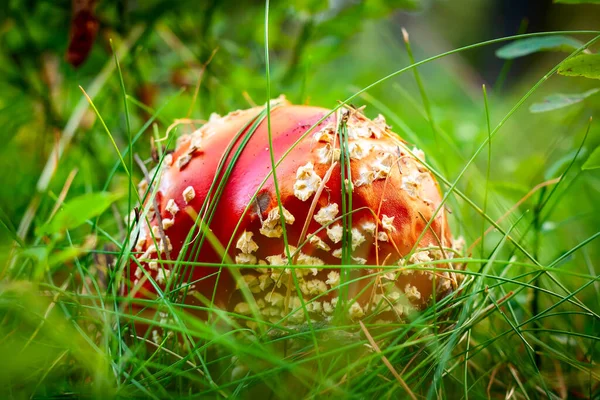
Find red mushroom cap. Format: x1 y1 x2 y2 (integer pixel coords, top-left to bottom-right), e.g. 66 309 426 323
128 98 464 328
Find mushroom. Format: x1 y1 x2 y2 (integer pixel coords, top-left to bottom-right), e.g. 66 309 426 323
128 97 464 329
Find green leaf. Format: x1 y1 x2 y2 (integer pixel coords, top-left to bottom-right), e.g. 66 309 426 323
554 0 600 4
558 54 600 80
495 36 585 59
529 88 600 113
582 146 600 170
39 192 122 235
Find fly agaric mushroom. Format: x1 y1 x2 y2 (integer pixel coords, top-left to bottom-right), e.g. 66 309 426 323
128 97 464 329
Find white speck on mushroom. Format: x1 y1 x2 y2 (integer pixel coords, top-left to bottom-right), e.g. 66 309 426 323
371 152 394 180
134 267 143 279
381 215 396 232
166 199 179 216
331 297 339 308
404 284 421 301
371 115 387 138
294 162 322 201
354 167 375 187
297 253 325 266
332 248 343 259
316 143 341 164
182 186 195 204
163 153 173 166
238 275 260 293
452 236 466 255
235 253 257 265
381 271 396 282
348 302 365 320
378 231 389 242
313 128 333 143
347 125 371 139
189 136 203 152
300 279 327 296
352 256 367 265
351 228 365 250
148 261 158 271
236 231 259 254
139 244 157 260
159 236 172 253
258 274 273 291
309 235 331 251
208 112 222 122
265 292 284 307
314 203 339 226
137 179 149 196
362 221 377 235
412 146 425 161
325 271 340 287
176 153 192 170
322 301 334 314
152 225 161 238
436 272 453 292
135 237 146 252
233 302 251 315
306 301 322 314
260 206 295 238
288 303 305 324
401 169 427 198
266 254 287 266
162 218 174 230
326 223 343 243
270 267 290 288
348 141 371 160
410 250 432 265
156 268 171 285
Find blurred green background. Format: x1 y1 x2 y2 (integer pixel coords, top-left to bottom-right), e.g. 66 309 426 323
1 0 599 398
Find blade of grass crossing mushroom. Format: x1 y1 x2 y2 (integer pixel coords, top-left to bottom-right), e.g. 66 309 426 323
337 109 353 317
169 106 284 337
263 1 314 337
170 112 266 301
165 106 268 299
264 0 292 272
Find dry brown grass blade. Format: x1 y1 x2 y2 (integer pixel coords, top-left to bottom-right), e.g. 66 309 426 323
359 321 417 400
48 169 79 221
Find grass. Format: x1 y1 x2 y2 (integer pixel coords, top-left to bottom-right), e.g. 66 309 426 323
1 2 600 399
